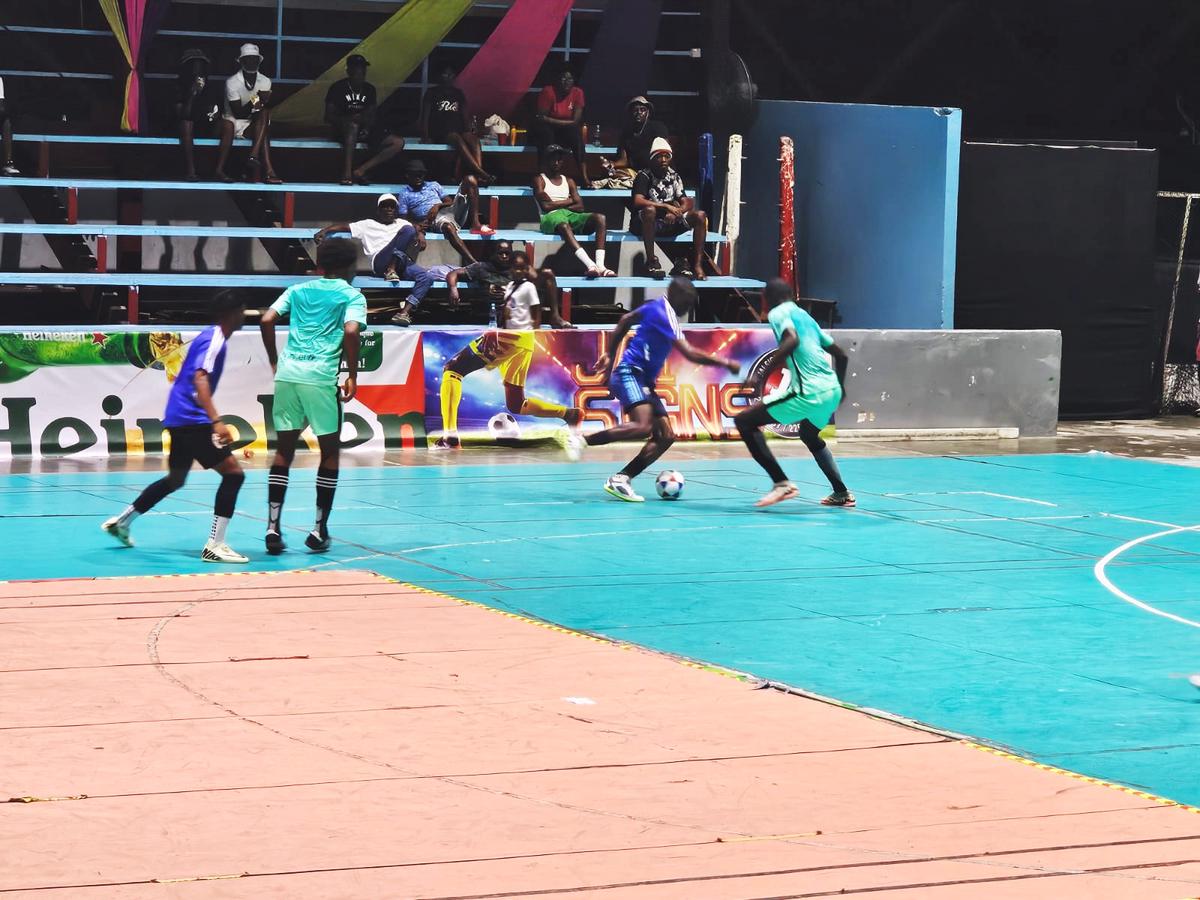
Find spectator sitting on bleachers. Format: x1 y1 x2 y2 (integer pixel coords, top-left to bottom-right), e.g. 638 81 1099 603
216 43 281 184
534 145 613 278
314 193 429 327
395 158 494 265
596 95 669 189
325 54 406 186
420 64 492 184
631 138 709 281
174 50 222 181
0 77 17 176
530 68 592 189
445 239 515 308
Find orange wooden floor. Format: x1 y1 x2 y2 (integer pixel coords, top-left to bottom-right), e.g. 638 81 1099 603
3 570 1200 898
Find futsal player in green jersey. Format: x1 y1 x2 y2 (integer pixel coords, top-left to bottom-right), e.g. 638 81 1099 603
735 278 855 508
259 238 366 554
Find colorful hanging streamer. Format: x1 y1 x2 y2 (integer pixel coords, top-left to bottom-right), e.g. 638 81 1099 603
272 0 474 128
98 0 171 133
454 0 574 121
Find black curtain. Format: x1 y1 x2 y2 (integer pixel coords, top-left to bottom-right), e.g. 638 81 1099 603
955 142 1162 418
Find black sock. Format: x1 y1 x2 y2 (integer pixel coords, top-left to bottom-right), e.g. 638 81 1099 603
736 407 789 485
267 465 289 534
133 475 179 514
314 467 338 537
800 421 847 493
215 471 245 519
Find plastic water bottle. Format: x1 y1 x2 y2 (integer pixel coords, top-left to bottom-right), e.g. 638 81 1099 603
591 124 602 146
488 303 498 328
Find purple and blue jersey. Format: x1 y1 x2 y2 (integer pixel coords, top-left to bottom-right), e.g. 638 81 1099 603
163 325 227 427
618 296 681 383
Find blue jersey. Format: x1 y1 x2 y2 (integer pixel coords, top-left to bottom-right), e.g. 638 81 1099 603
619 296 681 382
163 325 227 427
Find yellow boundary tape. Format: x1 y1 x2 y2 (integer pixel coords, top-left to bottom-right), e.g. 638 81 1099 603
383 576 1200 817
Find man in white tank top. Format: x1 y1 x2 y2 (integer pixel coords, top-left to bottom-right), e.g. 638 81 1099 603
533 145 614 279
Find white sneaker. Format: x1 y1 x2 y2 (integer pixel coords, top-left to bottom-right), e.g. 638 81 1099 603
603 474 644 502
201 540 249 563
1 162 18 177
560 430 587 462
101 516 134 547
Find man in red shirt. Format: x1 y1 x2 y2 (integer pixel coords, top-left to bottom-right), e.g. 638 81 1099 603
529 69 592 188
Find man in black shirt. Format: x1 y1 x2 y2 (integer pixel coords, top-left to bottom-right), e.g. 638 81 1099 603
324 54 405 186
609 96 669 175
420 64 491 183
174 49 223 181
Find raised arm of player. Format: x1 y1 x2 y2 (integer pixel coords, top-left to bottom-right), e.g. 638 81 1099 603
341 320 360 402
672 336 740 374
749 328 799 393
594 307 644 381
260 308 280 372
827 341 849 393
193 369 233 446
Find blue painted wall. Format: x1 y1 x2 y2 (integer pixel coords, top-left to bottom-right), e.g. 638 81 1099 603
739 100 961 329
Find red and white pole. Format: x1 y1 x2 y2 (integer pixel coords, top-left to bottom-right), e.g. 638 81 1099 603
778 136 796 293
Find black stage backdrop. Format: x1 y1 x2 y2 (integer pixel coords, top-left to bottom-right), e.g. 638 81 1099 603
955 142 1162 419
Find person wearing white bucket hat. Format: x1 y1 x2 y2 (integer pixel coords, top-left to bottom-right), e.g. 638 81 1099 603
216 42 281 184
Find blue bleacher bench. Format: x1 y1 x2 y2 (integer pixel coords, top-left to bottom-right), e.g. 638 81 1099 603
0 175 629 199
15 134 617 154
0 223 726 244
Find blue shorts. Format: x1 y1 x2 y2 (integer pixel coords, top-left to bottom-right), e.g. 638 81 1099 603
610 364 667 417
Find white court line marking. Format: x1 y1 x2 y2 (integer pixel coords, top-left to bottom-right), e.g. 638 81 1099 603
915 515 1085 523
503 501 574 507
883 491 1057 507
1094 523 1200 629
1101 512 1184 529
402 522 823 554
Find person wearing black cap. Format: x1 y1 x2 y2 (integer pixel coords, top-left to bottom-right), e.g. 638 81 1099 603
174 49 223 181
598 95 669 187
395 157 494 265
216 43 281 184
324 54 406 186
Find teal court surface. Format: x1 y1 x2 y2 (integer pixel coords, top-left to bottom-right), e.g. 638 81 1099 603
5 446 1200 808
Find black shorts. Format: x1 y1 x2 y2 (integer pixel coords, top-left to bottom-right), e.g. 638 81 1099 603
629 212 690 238
166 424 231 470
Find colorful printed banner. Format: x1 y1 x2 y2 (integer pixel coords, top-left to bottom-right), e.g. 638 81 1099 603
421 327 790 446
0 329 424 458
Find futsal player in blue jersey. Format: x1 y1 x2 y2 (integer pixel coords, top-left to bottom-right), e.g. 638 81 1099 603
565 277 739 501
735 278 854 508
101 291 249 562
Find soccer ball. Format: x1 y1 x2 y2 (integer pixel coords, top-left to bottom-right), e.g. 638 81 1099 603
655 469 685 500
487 412 522 441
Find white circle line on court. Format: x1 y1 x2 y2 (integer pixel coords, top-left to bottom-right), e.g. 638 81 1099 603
1093 524 1200 629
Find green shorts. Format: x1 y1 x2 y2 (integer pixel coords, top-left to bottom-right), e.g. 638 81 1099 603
273 380 342 437
540 209 596 235
765 386 842 430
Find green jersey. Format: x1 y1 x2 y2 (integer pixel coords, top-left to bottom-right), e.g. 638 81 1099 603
768 301 840 398
270 278 367 386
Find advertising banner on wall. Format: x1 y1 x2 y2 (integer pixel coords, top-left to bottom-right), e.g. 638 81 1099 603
0 329 425 459
421 327 786 444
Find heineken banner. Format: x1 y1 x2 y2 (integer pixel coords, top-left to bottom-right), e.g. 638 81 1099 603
0 329 425 458
422 327 784 445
